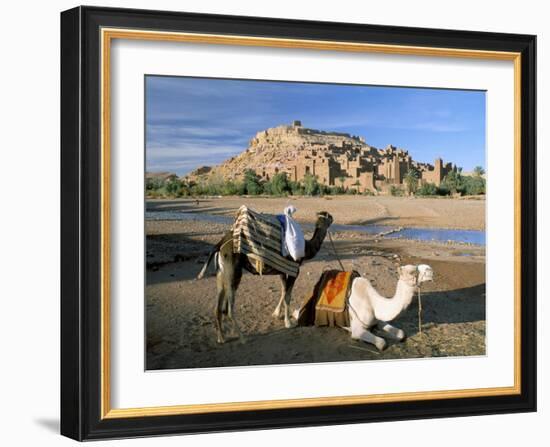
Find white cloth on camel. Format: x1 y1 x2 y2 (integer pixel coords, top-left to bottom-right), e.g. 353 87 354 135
281 205 305 261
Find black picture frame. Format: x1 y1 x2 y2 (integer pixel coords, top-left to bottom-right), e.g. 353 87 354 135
61 5 536 441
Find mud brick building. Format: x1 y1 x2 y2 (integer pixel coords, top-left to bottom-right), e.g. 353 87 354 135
190 121 457 193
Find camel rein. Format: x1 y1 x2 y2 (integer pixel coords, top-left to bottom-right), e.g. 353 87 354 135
417 285 423 334
327 230 346 272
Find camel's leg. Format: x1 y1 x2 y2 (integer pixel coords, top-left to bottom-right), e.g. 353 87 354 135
214 238 242 344
272 274 286 320
226 266 245 343
355 330 387 351
214 273 226 344
283 275 297 329
376 321 406 341
226 290 246 344
350 321 386 351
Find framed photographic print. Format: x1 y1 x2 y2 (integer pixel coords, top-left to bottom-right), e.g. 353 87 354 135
60 6 536 441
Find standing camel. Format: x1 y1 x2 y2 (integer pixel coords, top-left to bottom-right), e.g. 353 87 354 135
197 211 333 343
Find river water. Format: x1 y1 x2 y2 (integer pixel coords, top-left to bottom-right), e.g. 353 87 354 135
145 211 485 246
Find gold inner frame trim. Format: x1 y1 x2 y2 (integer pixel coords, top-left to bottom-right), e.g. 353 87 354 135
100 27 522 419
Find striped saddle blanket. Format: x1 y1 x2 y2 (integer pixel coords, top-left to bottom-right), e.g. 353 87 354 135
232 205 300 277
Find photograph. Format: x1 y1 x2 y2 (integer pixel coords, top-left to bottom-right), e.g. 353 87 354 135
57 4 537 441
144 76 487 370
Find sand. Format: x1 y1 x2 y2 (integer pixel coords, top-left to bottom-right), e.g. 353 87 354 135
147 195 486 230
145 196 486 370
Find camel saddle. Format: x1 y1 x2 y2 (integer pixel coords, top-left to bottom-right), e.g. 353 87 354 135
232 205 300 277
296 270 360 328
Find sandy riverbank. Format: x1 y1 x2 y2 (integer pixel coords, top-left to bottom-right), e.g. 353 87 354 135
146 197 485 370
146 195 485 230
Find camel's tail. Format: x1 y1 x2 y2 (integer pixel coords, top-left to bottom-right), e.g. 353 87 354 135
196 231 232 280
196 249 217 280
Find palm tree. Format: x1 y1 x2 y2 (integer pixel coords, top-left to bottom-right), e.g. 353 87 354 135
473 166 485 177
403 169 419 195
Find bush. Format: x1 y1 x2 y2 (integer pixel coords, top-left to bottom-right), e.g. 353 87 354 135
463 175 485 195
266 172 291 196
220 180 242 196
146 177 164 191
416 182 439 196
243 169 263 195
164 179 182 196
289 180 304 195
303 173 320 196
441 170 463 195
390 185 404 196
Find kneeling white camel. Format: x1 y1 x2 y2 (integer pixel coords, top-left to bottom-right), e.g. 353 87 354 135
344 264 434 351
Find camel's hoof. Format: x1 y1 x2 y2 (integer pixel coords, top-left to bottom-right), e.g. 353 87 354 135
284 319 297 329
217 336 225 344
272 309 284 320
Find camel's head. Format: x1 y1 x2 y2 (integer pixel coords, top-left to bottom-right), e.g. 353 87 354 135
315 211 333 229
398 264 434 287
417 264 434 284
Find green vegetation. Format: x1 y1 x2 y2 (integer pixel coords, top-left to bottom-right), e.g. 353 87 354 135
264 172 291 196
415 168 486 197
403 169 419 195
303 173 320 196
473 166 485 177
145 167 486 198
416 182 439 196
389 185 405 196
243 169 263 195
440 168 486 196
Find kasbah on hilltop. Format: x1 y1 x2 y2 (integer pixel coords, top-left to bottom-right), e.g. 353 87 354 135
185 120 459 193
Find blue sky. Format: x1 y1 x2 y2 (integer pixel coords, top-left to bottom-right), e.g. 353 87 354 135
145 76 486 176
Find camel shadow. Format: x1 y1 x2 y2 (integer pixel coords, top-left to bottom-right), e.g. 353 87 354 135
392 283 486 339
146 198 212 211
146 233 218 285
146 199 236 216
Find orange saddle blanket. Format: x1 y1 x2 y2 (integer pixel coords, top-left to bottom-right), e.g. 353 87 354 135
296 270 359 328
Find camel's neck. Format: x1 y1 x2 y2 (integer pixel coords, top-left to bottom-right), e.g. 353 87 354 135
371 279 416 322
303 224 329 260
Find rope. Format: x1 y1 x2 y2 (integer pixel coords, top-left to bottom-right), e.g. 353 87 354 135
327 230 345 272
417 286 422 334
347 298 371 328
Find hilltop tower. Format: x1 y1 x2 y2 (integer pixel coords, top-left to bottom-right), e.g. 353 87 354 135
434 157 443 185
392 153 402 184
